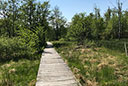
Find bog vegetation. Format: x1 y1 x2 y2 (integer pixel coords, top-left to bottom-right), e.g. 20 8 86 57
0 0 128 86
53 40 128 86
0 0 67 85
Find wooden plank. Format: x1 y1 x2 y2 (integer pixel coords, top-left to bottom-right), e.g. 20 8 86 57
36 42 81 86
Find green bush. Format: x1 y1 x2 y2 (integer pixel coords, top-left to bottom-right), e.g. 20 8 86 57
0 37 36 61
18 27 45 53
0 26 46 61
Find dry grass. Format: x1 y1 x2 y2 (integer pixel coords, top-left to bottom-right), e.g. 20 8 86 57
0 59 40 86
53 40 128 86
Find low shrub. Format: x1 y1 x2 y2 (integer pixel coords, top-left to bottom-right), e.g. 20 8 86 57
0 37 37 61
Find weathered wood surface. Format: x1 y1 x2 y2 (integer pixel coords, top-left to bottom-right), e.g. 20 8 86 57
36 42 80 86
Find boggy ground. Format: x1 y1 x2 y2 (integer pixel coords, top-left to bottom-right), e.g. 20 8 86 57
53 40 128 86
0 59 40 86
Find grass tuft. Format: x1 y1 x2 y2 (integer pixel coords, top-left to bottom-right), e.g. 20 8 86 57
53 39 128 86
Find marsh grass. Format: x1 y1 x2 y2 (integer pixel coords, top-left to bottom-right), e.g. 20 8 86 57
0 59 40 86
0 37 41 86
53 39 128 86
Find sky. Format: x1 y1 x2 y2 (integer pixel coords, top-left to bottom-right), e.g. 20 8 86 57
4 0 128 21
1 0 128 21
42 0 128 22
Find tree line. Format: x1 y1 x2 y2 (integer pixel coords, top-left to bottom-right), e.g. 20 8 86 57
0 0 128 47
67 6 128 44
0 0 67 51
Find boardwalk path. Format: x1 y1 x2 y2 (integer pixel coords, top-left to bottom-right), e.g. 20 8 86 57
36 42 81 86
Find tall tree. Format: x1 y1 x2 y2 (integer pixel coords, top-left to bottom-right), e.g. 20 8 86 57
67 13 95 44
94 6 101 19
92 7 105 39
50 6 66 40
117 0 122 39
104 7 112 22
20 0 36 31
0 0 19 37
8 0 20 36
104 8 118 39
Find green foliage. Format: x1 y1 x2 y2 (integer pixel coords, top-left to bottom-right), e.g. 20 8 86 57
53 40 128 86
92 18 105 39
0 26 46 61
96 39 128 52
0 0 20 37
50 6 67 40
35 26 46 51
67 7 128 43
18 26 46 52
0 37 37 61
18 28 38 49
0 0 50 85
96 66 115 82
104 14 119 39
46 27 56 41
67 13 94 44
0 59 40 86
0 0 50 39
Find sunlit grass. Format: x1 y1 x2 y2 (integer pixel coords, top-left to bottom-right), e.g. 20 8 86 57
53 39 128 86
0 59 40 86
0 37 41 86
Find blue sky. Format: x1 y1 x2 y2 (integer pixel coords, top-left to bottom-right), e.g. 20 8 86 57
38 0 128 22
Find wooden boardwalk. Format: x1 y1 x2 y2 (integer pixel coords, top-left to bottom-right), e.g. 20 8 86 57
36 42 81 86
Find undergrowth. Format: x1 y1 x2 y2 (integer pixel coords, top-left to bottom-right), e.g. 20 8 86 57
0 59 40 86
53 39 128 86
